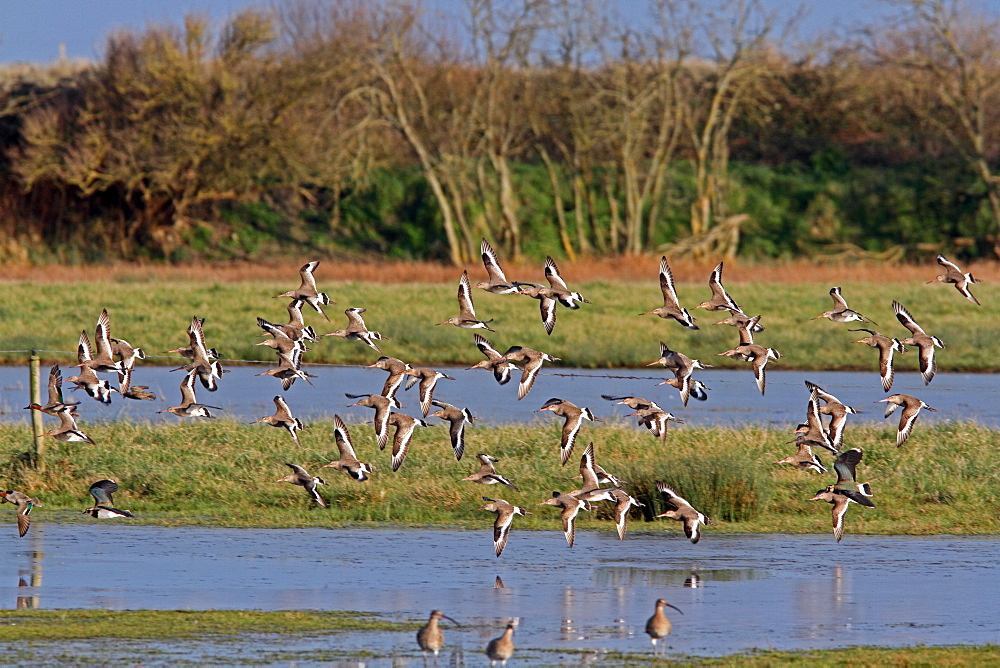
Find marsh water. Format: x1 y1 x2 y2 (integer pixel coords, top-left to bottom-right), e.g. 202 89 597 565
6 525 1000 664
0 365 997 428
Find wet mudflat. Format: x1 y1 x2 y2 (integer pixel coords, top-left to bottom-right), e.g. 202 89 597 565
4 525 999 666
0 366 997 428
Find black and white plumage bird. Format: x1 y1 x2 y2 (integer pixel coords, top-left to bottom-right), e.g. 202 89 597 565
275 261 334 320
83 479 135 518
893 301 945 385
437 270 495 331
427 399 475 460
321 415 375 481
477 496 530 557
251 395 304 446
277 463 327 507
654 481 711 544
640 256 698 329
536 397 598 465
809 448 875 542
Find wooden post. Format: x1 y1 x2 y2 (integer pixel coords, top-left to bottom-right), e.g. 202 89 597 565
29 351 44 467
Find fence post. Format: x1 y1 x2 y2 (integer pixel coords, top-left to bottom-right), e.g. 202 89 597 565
29 351 44 467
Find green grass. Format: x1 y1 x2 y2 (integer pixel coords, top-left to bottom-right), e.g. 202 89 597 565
0 609 400 641
0 278 996 371
638 645 1000 666
3 421 998 535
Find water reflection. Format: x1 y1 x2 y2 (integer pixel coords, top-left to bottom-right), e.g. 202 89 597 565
15 538 42 609
594 566 764 587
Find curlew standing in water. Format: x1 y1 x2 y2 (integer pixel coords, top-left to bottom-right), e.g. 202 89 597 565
416 609 460 658
645 598 683 654
485 621 516 666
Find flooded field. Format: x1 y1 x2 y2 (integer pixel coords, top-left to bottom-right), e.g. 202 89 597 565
5 525 999 665
0 366 996 428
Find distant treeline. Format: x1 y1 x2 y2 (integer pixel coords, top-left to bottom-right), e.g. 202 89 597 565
1 0 998 264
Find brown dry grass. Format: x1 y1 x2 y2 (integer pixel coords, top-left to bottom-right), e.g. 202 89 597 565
3 257 998 285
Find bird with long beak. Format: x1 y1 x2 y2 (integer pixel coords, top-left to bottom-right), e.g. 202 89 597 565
811 286 877 324
477 496 530 557
537 398 598 465
275 261 333 320
928 254 980 305
645 598 684 654
437 270 494 331
639 256 698 329
417 609 461 658
877 393 936 447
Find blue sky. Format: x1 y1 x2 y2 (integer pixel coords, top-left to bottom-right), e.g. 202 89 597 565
0 0 989 65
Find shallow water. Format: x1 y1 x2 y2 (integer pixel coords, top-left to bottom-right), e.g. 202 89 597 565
5 525 999 664
0 365 996 428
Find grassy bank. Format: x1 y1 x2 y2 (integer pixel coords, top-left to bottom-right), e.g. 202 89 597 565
0 275 997 371
3 421 998 535
0 609 995 666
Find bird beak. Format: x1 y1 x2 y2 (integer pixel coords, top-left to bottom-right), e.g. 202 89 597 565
809 314 824 320
644 360 660 366
874 399 889 403
665 602 684 614
639 311 654 316
442 615 460 626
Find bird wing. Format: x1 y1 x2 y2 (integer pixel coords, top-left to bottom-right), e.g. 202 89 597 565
449 417 468 461
709 262 741 311
418 375 439 417
831 496 849 542
544 256 569 291
833 448 862 487
538 295 557 335
298 261 320 292
475 334 502 360
334 415 359 460
481 238 509 283
878 340 897 392
936 254 962 274
273 395 294 420
828 286 849 312
751 353 769 395
457 270 477 319
390 416 419 471
89 479 118 506
561 501 581 547
578 442 600 489
893 301 925 336
345 308 367 330
95 309 115 360
897 404 922 447
78 330 94 363
493 507 514 557
179 368 199 405
517 358 542 401
658 256 681 308
917 341 937 385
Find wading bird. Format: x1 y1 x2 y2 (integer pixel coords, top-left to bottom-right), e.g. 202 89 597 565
640 256 698 329
808 448 875 542
654 482 711 543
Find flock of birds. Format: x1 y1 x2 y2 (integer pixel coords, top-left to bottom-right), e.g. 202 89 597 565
2 248 984 659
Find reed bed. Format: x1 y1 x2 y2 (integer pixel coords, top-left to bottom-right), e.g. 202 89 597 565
0 276 997 371
3 421 997 535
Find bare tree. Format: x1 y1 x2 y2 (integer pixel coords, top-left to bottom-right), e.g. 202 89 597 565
866 0 1000 256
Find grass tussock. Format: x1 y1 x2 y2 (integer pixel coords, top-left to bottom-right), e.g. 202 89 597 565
2 421 998 535
0 274 997 371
